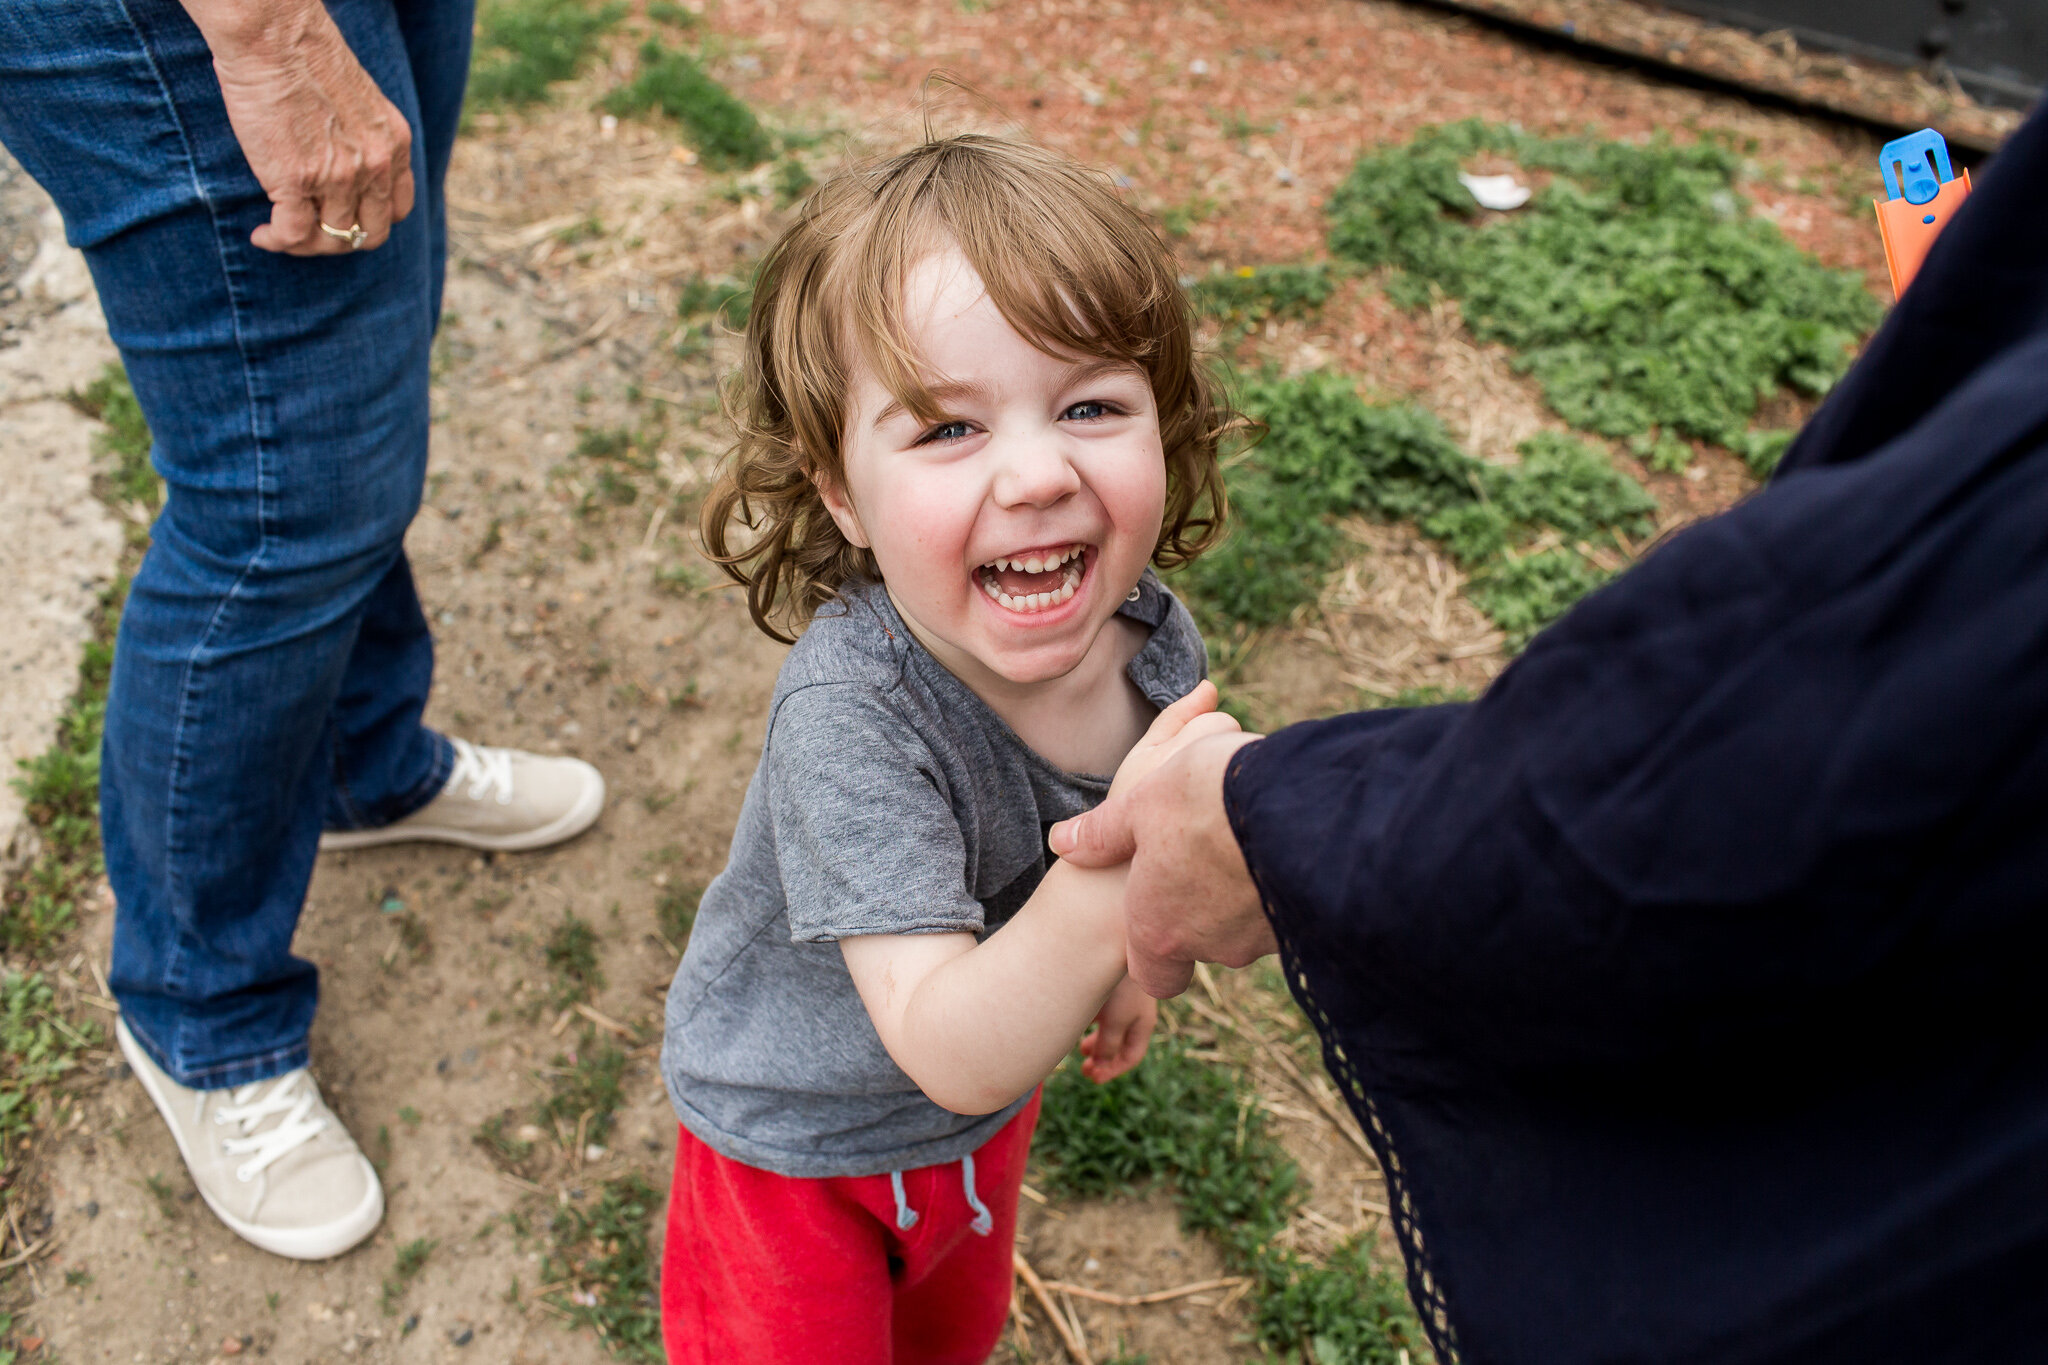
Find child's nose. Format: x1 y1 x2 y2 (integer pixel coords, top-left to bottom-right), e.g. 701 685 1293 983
990 433 1080 508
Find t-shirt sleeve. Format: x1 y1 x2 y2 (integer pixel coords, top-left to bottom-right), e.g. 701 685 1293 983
766 681 985 944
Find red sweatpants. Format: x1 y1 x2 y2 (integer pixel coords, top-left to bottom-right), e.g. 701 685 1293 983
662 1092 1040 1365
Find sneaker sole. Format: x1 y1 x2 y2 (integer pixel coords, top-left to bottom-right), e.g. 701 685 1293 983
116 1017 384 1261
317 763 606 853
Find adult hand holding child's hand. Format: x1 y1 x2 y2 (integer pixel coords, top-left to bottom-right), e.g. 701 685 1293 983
1051 683 1270 998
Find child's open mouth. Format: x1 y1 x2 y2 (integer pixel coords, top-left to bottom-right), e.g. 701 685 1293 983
975 544 1087 613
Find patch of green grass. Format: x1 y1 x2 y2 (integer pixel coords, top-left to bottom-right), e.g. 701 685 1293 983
69 363 156 509
772 156 815 208
474 1109 541 1177
467 0 624 108
544 912 604 1008
0 973 98 1166
576 427 635 460
655 882 701 943
651 561 705 596
1189 263 1335 332
380 1237 436 1315
538 1033 629 1145
1037 1036 1424 1362
1174 372 1655 648
1327 120 1881 469
645 0 697 24
542 1174 663 1360
0 374 142 1172
601 40 773 170
142 1171 180 1220
675 274 750 323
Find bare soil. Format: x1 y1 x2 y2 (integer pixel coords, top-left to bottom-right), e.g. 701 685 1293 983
10 0 1897 1360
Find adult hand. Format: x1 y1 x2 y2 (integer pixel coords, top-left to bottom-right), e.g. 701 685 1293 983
1049 730 1274 998
180 0 415 254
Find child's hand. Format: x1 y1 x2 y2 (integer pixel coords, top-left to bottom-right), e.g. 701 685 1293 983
1080 976 1158 1084
1107 680 1241 804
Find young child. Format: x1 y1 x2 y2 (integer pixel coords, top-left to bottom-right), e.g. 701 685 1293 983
659 131 1241 1363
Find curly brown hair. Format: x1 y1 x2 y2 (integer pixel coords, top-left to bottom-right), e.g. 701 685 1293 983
701 132 1239 642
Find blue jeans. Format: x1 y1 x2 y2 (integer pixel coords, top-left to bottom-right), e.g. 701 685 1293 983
0 0 473 1088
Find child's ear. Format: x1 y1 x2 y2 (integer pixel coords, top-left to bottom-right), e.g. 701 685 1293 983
812 467 871 550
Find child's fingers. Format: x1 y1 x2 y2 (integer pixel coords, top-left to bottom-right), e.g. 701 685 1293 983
1139 680 1219 746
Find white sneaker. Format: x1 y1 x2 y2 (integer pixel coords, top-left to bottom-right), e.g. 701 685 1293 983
319 737 606 852
115 1017 383 1261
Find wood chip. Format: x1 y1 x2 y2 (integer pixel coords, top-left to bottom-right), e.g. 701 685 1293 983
1041 1275 1251 1307
1013 1250 1094 1365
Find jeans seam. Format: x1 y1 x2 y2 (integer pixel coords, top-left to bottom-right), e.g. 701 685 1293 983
111 0 286 1070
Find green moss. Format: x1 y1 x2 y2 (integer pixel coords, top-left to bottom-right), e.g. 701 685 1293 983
601 41 772 171
1327 120 1881 466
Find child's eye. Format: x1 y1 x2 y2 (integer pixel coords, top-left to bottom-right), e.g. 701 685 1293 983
1062 400 1124 422
916 420 975 445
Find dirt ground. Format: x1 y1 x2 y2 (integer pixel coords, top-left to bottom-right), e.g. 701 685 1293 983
8 0 1902 1360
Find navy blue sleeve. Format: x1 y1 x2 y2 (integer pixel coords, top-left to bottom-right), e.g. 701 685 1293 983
1221 103 2048 1364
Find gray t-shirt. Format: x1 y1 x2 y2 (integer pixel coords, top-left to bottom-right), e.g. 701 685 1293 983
661 572 1206 1178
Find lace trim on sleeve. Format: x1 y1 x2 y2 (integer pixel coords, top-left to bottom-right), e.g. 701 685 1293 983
1226 748 1463 1365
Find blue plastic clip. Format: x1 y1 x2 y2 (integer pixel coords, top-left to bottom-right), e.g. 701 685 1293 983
1880 129 1955 207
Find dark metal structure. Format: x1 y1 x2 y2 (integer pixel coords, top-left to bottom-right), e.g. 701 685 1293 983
1659 1 2046 107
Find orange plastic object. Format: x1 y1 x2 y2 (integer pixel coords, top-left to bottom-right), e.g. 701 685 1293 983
1874 168 1972 299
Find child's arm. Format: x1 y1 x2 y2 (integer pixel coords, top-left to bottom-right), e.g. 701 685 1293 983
840 683 1237 1114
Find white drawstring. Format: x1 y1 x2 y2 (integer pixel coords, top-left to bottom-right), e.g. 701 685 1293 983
214 1072 328 1182
889 1171 919 1231
961 1153 993 1236
447 737 515 806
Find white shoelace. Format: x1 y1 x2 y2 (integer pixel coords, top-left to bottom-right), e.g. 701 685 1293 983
447 737 516 806
214 1072 329 1182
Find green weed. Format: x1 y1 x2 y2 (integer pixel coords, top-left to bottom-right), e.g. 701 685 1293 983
1190 263 1335 332
1326 120 1880 467
0 973 98 1166
772 156 816 207
601 41 773 170
542 1174 663 1360
539 1033 628 1145
576 427 635 460
675 274 750 324
474 1109 541 1178
544 912 605 1008
645 0 697 24
1036 1036 1424 1361
380 1237 436 1315
1175 373 1652 648
69 364 157 509
655 882 701 943
468 0 624 108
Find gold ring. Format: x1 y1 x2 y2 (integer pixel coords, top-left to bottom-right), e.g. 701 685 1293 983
319 220 369 250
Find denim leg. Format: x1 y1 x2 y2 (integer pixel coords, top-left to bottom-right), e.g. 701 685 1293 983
0 0 469 1088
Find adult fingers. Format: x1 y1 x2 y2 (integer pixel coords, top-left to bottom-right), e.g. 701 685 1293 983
252 195 324 255
1126 939 1198 1000
1047 793 1137 866
312 185 365 255
352 185 394 251
390 158 417 225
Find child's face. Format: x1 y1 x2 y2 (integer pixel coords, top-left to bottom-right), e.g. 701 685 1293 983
822 247 1168 690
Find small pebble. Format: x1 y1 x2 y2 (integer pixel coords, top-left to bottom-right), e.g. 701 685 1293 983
1189 58 1209 75
219 1338 244 1357
81 1200 99 1219
402 1314 419 1336
451 1327 475 1347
